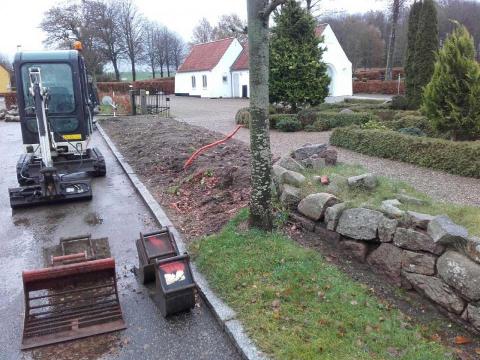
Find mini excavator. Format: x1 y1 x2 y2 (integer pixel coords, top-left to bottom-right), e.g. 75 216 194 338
8 45 105 208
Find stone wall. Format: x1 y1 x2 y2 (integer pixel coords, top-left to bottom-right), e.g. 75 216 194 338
274 144 480 335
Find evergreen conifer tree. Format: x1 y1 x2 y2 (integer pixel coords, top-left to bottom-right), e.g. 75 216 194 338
422 25 480 140
405 1 422 107
269 0 329 111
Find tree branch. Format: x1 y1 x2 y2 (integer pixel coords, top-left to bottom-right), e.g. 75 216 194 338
260 0 287 20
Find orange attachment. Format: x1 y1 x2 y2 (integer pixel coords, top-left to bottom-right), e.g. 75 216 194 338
73 41 83 51
183 125 243 170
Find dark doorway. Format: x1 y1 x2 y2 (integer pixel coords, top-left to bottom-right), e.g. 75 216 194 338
242 85 248 98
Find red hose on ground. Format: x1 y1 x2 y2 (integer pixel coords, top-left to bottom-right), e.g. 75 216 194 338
183 125 244 170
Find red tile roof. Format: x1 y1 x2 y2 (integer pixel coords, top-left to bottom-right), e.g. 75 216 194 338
177 38 235 73
231 44 249 71
315 24 328 37
231 24 329 72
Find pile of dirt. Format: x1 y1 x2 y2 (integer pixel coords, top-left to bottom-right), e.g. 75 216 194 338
101 116 251 240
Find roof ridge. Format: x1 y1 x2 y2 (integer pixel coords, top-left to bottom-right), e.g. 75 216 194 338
193 37 235 46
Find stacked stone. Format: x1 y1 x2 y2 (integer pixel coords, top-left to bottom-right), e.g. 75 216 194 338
3 105 20 122
275 145 480 334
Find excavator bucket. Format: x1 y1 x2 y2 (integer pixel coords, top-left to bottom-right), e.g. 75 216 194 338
21 258 126 350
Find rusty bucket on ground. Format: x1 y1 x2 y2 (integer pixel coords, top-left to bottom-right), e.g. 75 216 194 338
136 229 179 284
21 257 126 350
154 254 196 317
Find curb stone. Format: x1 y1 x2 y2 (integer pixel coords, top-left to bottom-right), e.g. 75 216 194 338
97 123 267 360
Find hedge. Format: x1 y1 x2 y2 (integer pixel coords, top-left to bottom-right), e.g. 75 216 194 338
353 80 405 95
0 92 17 109
330 127 480 178
315 112 375 130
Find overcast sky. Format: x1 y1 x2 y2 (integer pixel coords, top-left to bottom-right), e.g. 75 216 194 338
0 0 387 60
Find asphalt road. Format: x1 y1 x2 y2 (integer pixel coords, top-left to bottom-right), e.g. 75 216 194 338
0 121 240 360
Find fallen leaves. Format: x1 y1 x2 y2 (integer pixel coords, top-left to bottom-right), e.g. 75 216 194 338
454 336 472 345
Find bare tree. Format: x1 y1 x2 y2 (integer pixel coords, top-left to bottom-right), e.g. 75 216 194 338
143 21 159 78
385 0 405 80
192 17 215 43
40 0 106 75
247 0 286 230
89 0 125 81
169 33 186 71
304 0 321 15
212 14 248 43
118 0 144 81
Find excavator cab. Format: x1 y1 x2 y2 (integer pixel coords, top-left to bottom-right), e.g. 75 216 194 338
9 50 105 208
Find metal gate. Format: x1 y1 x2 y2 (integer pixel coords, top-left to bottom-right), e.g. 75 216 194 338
130 90 170 117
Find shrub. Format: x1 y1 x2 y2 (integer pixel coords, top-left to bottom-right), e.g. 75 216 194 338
390 95 409 110
389 114 431 133
276 116 302 132
343 98 385 105
361 120 388 130
235 107 251 128
269 104 277 115
398 127 426 137
297 108 318 127
269 114 298 129
317 112 376 129
330 127 480 177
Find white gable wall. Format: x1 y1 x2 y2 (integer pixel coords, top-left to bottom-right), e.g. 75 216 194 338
231 70 250 98
320 25 353 96
174 39 243 98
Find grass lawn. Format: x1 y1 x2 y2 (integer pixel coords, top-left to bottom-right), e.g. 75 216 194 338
300 164 480 236
191 210 453 359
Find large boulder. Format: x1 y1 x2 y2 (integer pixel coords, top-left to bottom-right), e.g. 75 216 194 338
393 228 444 255
396 193 427 206
437 250 480 301
378 217 398 243
297 193 338 221
281 170 306 187
322 149 338 166
292 144 327 161
325 202 347 231
401 250 436 275
302 156 326 170
463 304 480 330
367 243 403 285
272 165 287 184
465 236 480 264
347 173 378 190
407 211 434 230
427 215 469 246
336 208 384 240
276 156 305 173
280 185 301 208
339 108 354 114
340 240 369 262
403 272 466 314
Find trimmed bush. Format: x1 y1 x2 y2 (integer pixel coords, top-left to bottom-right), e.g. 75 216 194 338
389 114 431 133
235 107 251 128
297 108 318 127
269 114 298 129
391 95 409 110
276 116 302 132
318 112 376 129
330 127 480 178
398 127 426 137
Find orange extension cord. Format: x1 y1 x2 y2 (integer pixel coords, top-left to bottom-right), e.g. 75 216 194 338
183 125 244 170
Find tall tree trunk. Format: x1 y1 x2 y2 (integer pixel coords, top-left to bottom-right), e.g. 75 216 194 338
385 0 401 81
247 0 274 230
131 59 136 81
112 59 120 81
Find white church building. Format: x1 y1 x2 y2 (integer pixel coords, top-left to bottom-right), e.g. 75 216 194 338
175 24 352 98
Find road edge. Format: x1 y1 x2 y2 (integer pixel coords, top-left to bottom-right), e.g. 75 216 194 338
96 123 267 360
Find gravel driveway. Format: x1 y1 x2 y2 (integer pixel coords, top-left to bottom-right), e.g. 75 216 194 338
170 96 480 207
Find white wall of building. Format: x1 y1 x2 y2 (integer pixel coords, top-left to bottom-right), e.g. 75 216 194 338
174 39 243 98
231 70 250 98
320 25 353 97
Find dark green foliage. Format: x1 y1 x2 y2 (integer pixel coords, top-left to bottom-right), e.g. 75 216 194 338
297 108 318 127
268 114 298 129
422 25 480 140
343 98 385 105
390 95 409 110
389 114 432 133
398 127 426 137
405 0 439 109
301 112 376 131
235 107 251 127
276 116 302 132
269 0 329 111
330 127 480 177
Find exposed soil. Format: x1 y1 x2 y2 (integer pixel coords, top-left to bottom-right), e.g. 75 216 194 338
101 116 251 240
102 115 480 359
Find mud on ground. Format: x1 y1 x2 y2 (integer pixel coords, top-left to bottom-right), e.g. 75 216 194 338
101 115 251 240
103 115 480 359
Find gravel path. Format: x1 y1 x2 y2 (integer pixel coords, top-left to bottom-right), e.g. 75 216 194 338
170 96 480 207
